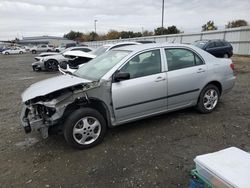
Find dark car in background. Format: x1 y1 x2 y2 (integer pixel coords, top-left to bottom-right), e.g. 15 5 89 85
192 39 233 58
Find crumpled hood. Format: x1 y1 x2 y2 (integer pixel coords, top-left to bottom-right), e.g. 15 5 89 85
39 52 59 57
43 54 64 61
22 74 92 102
63 51 96 59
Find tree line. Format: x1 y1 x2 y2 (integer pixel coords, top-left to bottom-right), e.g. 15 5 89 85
64 19 248 42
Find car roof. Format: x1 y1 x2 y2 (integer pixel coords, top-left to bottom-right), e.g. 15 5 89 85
115 43 196 52
195 39 226 42
68 46 92 50
103 41 140 48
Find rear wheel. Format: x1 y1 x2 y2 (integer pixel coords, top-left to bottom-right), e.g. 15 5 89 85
196 84 220 113
19 51 23 54
4 52 10 55
45 59 58 71
32 50 36 54
63 108 107 149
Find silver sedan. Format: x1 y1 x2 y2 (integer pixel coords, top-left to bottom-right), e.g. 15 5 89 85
21 43 235 149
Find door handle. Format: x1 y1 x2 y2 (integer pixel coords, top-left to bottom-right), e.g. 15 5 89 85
197 68 205 73
155 76 166 82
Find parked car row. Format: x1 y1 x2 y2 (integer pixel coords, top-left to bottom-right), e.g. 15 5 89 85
21 42 235 149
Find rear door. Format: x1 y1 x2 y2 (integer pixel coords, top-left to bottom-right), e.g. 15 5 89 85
165 48 207 109
112 49 168 122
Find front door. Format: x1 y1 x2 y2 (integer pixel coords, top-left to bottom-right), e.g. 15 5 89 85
112 49 168 122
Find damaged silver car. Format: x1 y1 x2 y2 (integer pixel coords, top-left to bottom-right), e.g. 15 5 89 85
21 44 235 149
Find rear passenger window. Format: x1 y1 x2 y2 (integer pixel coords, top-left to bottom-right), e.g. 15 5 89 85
165 49 203 71
195 54 204 65
215 41 225 47
206 42 215 49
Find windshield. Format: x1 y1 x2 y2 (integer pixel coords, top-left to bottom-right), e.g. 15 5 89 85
91 46 110 56
74 50 131 81
192 41 208 49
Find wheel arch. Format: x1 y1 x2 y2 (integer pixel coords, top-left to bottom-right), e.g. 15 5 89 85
197 80 222 104
44 58 59 70
62 97 112 128
204 81 222 94
45 58 59 64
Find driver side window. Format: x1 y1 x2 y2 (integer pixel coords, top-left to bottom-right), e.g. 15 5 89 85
120 49 161 79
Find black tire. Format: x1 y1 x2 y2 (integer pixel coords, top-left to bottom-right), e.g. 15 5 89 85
196 84 220 113
32 50 36 54
47 49 51 52
45 59 58 71
63 108 107 149
4 52 9 55
19 51 23 54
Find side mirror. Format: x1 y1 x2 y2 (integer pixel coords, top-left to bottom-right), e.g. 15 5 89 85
114 72 130 82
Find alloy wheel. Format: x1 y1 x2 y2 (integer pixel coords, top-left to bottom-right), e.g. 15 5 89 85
203 89 219 110
73 116 101 145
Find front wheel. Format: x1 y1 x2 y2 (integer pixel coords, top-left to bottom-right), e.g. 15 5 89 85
45 59 58 71
19 51 23 54
63 108 107 149
196 84 220 113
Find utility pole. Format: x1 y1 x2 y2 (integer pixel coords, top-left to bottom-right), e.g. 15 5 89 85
94 19 97 41
161 0 165 35
94 20 97 34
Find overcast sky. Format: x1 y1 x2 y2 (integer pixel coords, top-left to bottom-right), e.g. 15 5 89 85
0 0 250 40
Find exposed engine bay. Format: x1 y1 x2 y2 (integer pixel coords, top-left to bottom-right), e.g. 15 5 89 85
20 79 104 139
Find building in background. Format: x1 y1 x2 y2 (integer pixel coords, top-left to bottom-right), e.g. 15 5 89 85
18 36 75 47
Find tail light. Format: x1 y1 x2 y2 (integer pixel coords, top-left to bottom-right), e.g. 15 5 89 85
230 63 234 71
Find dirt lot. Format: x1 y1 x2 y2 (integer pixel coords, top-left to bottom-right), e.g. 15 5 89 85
0 53 249 188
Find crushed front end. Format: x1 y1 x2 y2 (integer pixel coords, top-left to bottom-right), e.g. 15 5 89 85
20 74 102 139
20 102 57 138
20 90 73 138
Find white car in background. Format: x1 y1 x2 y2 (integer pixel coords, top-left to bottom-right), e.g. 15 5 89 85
58 50 96 74
30 44 54 54
2 47 26 55
32 46 93 71
58 41 143 73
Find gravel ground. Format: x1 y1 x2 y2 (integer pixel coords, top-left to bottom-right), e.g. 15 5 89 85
0 53 249 188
